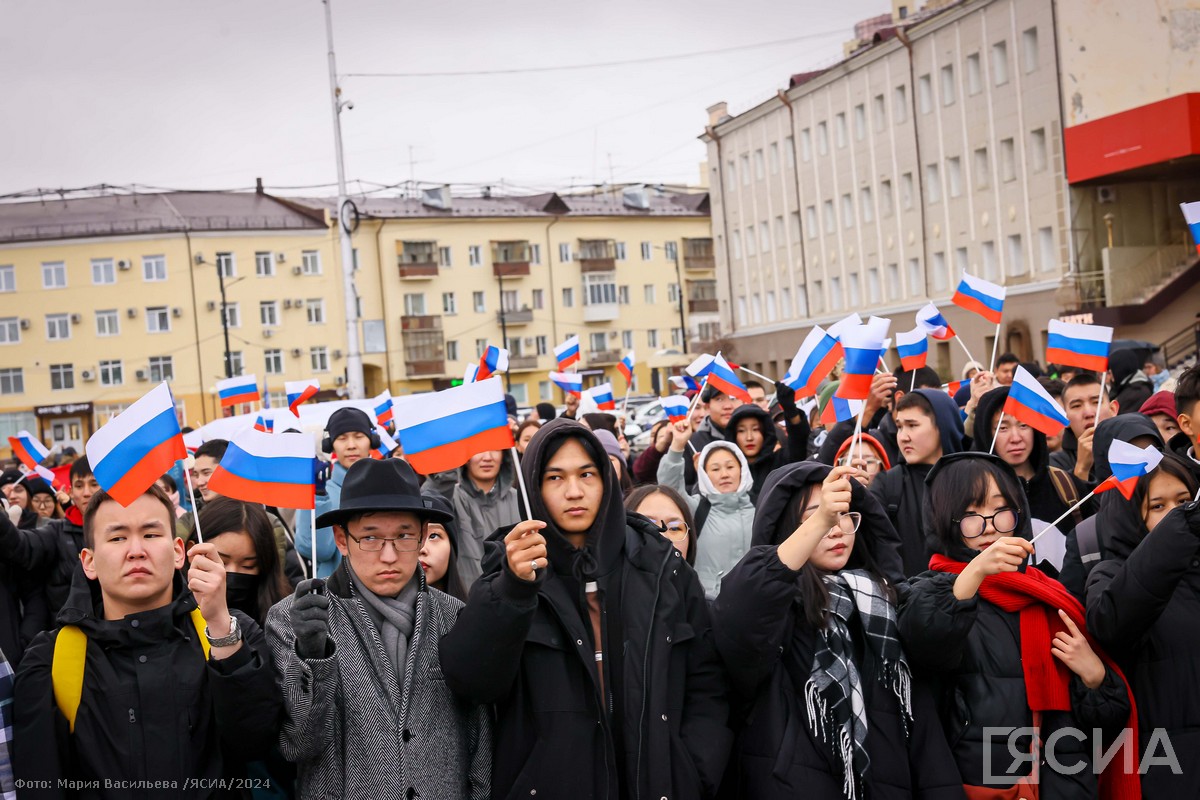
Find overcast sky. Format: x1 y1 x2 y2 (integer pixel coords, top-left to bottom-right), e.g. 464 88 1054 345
2 0 886 198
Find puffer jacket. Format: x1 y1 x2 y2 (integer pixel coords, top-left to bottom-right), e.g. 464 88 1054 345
0 515 84 618
658 441 757 599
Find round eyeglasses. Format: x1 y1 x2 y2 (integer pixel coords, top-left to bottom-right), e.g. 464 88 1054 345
648 519 690 542
954 508 1019 539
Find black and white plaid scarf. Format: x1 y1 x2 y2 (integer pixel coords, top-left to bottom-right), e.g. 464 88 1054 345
805 569 912 800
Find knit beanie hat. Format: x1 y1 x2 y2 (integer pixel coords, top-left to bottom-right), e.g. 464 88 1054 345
326 408 375 441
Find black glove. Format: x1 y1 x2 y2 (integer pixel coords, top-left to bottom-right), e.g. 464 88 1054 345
774 381 799 418
313 460 332 496
291 578 331 660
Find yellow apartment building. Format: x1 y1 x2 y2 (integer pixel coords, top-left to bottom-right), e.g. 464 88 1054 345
0 186 715 450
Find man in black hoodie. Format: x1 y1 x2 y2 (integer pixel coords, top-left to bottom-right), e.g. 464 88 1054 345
440 418 732 799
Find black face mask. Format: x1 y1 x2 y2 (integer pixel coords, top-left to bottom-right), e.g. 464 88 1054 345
225 572 261 622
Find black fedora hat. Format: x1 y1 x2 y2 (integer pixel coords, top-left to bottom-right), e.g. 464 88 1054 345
315 457 453 529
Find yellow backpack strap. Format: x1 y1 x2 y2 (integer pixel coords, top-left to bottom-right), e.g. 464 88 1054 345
190 608 211 660
51 625 88 733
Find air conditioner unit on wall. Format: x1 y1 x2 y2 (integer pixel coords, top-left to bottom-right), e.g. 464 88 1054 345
127 308 138 319
263 329 273 339
292 266 303 276
117 260 131 271
332 349 343 359
283 299 293 309
19 319 29 330
81 369 95 382
206 301 217 312
70 313 82 324
334 376 346 386
276 252 286 263
135 369 148 381
172 307 183 318
290 348 302 358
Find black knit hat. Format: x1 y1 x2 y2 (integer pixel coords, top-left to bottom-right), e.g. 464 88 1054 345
536 402 557 421
326 407 374 441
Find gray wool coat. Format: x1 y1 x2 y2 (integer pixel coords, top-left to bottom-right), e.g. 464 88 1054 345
266 563 491 800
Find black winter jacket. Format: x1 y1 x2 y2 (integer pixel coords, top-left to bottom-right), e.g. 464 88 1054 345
13 569 281 798
713 462 960 799
1086 492 1200 799
726 404 809 503
0 514 84 618
439 419 732 800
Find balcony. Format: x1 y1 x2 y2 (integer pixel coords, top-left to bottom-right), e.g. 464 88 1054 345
1072 242 1199 325
589 349 622 365
492 241 532 277
493 262 530 278
509 355 540 371
578 239 617 273
406 359 445 377
498 307 533 325
683 237 716 271
401 316 445 378
398 262 438 279
583 302 619 322
397 240 439 279
689 298 718 313
400 314 442 331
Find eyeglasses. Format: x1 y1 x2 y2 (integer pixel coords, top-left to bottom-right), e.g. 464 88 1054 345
346 530 423 552
801 507 862 535
954 508 1019 539
647 518 690 542
30 496 55 508
841 457 884 474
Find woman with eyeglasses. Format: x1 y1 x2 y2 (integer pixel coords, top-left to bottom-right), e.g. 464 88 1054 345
898 452 1137 800
1086 453 1200 799
833 433 891 489
712 461 963 799
624 484 697 564
25 478 63 522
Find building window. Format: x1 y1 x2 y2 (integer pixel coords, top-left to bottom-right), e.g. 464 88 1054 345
768 142 780 174
255 251 274 277
931 252 947 291
91 258 115 285
214 252 235 279
584 333 603 353
982 240 998 280
531 289 544 309
886 263 900 300
306 298 325 324
823 200 836 234
260 301 279 327
562 287 575 307
893 85 907 123
614 242 626 261
93 309 118 337
533 335 547 356
800 129 812 161
918 74 932 114
829 278 843 311
442 292 457 315
900 173 914 210
530 243 541 264
835 113 847 148
583 274 617 306
1007 234 1026 276
0 368 23 394
1038 227 1056 273
443 340 458 362
644 284 657 304
617 285 630 305
0 266 13 293
754 149 765 179
403 293 427 316
149 356 174 382
98 359 123 386
805 206 818 238
439 246 452 267
725 159 737 186
926 163 942 204
472 291 486 313
264 349 283 374
736 297 747 326
647 329 659 349
811 281 825 313
228 351 244 376
46 314 70 341
879 180 893 217
668 283 682 304
860 187 874 223
817 122 829 155
907 258 922 296
0 316 18 346
42 261 67 289
866 267 881 305
1030 128 1048 172
974 147 991 188
501 290 519 312
956 246 969 278
740 154 751 185
873 94 886 132
759 222 771 250
1022 27 1039 73
853 104 866 142
966 53 982 95
731 230 742 258
221 302 240 328
785 135 795 167
50 363 74 391
844 274 859 307
992 40 1009 86
774 216 785 247
558 243 571 262
663 240 677 261
940 64 956 106
841 194 854 229
641 242 652 260
467 245 482 266
310 346 329 373
475 339 488 359
947 156 963 198
147 304 171 333
1000 138 1016 182
301 251 322 275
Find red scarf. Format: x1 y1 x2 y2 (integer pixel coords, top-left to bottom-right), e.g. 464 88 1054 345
65 505 83 526
929 554 1141 800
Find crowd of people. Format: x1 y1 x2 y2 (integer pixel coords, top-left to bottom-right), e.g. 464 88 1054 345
0 348 1196 799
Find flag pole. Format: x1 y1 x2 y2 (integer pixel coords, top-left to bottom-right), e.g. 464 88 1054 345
509 447 534 520
684 374 710 455
183 464 204 544
621 383 632 423
1030 487 1099 544
737 365 775 384
953 334 978 368
310 502 319 579
987 411 1005 456
988 323 1001 373
910 370 917 394
1097 374 1108 421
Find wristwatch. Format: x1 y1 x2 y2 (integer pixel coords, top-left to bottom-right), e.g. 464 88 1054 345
204 615 242 647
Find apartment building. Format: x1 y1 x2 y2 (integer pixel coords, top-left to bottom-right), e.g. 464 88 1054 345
0 185 713 447
702 0 1069 382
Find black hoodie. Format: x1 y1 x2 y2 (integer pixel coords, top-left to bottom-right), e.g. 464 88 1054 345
1109 349 1154 416
726 404 810 503
1085 455 1200 799
439 418 732 799
711 462 961 799
425 493 475 601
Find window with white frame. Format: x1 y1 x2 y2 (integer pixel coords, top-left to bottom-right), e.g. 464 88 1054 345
647 329 659 348
640 242 652 260
740 154 751 184
907 258 922 296
880 180 893 217
222 302 240 328
644 284 656 304
502 290 519 312
310 346 329 372
854 104 866 141
99 359 123 386
1000 138 1016 182
848 273 862 306
1038 227 1056 273
823 200 836 234
46 313 70 341
867 267 881 304
559 243 571 262
622 330 634 350
800 128 812 161
442 292 457 315
472 291 486 313
932 252 947 291
255 251 274 277
148 356 173 382
468 245 482 266
589 332 606 351
893 85 907 123
0 368 23 394
229 352 244 376
992 40 1009 85
301 251 321 275
754 150 765 179
886 263 900 300
974 147 991 188
0 318 17 344
785 135 795 167
438 246 452 267
445 340 459 361
583 273 617 306
664 241 677 261
940 65 956 106
842 194 854 228
766 291 777 322
860 187 874 222
918 74 932 114
667 283 681 304
726 160 737 186
1022 27 1039 73
42 262 67 289
92 258 115 285
531 289 544 309
967 53 982 95
615 242 627 261
781 287 791 317
562 287 575 307
96 310 119 337
955 247 969 278
901 173 914 210
260 301 279 327
769 142 779 174
530 244 541 264
535 335 548 355
403 293 426 316
264 349 283 374
835 113 847 148
873 94 886 132
926 164 942 204
1030 128 1047 173
306 298 325 324
760 222 772 250
50 363 74 391
215 253 235 279
1007 234 1026 276
829 278 843 311
0 266 13 293
948 156 963 198
736 297 747 325
817 122 829 155
774 216 785 248
475 339 488 359
982 240 998 280
617 286 630 305
806 206 818 238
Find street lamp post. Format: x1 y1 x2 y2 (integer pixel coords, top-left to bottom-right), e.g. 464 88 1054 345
216 261 233 378
654 242 689 355
496 261 512 391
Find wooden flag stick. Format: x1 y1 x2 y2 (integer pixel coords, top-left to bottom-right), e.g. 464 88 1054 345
988 323 1001 374
987 411 1006 456
509 447 534 520
953 334 979 368
183 465 204 544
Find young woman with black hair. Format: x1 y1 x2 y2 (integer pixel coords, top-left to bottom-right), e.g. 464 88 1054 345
196 497 290 627
898 452 1138 799
1086 453 1200 799
712 461 962 799
624 483 697 564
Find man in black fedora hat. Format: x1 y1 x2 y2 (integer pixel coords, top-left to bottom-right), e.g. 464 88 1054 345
266 457 491 799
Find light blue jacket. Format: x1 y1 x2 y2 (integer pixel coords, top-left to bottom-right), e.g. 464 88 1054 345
295 462 347 578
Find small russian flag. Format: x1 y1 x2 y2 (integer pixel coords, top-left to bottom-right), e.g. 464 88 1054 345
827 313 864 342
476 345 510 382
1095 439 1164 500
895 326 929 372
946 380 964 397
836 323 890 400
702 353 752 404
1002 366 1070 436
393 377 516 476
550 370 584 397
252 415 274 434
21 464 57 486
1181 201 1200 256
617 351 636 385
85 383 187 507
1046 319 1113 373
669 374 701 392
207 429 316 510
463 364 480 384
685 353 716 378
371 426 400 460
661 395 690 423
373 391 395 425
916 303 955 340
782 325 842 399
285 379 320 416
588 382 617 411
216 374 261 409
821 396 865 425
8 430 50 471
555 335 581 370
952 273 1007 325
